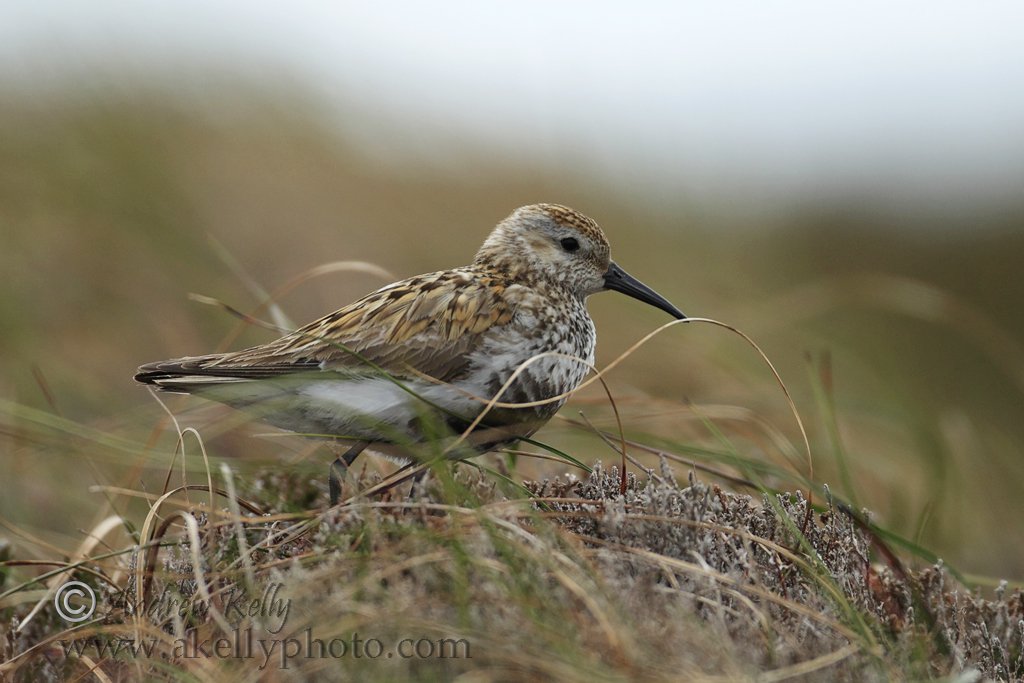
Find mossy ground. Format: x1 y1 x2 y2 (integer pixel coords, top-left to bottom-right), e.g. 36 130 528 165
2 458 1021 681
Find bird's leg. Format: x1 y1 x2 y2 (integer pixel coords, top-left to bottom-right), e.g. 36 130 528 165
329 441 370 506
406 464 431 498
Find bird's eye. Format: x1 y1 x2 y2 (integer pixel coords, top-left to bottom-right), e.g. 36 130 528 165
560 237 580 252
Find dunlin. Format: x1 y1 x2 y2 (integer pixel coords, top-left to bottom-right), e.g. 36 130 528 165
135 204 685 504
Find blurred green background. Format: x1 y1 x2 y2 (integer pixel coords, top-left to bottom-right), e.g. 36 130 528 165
1 4 1023 579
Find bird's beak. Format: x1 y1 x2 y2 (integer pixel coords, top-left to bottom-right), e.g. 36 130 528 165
603 261 686 320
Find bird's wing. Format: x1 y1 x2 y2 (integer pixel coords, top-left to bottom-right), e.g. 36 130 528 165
135 270 517 387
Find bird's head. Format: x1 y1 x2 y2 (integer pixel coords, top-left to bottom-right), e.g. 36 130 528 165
475 203 685 319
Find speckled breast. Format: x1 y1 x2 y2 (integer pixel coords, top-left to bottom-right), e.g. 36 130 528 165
461 293 597 426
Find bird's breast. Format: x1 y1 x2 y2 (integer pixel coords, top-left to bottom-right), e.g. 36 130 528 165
458 294 596 418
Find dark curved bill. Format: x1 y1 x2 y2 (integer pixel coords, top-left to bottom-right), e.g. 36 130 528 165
603 261 686 320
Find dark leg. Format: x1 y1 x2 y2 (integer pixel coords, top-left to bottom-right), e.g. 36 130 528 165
329 441 369 506
410 466 433 499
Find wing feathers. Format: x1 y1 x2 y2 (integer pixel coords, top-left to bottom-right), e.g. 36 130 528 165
135 356 321 386
135 269 516 393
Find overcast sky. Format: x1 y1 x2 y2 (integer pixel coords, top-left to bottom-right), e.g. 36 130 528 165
3 1 1023 207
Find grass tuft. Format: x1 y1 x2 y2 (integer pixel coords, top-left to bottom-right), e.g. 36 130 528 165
2 435 1022 680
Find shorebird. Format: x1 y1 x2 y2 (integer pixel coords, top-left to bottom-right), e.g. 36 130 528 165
135 204 685 504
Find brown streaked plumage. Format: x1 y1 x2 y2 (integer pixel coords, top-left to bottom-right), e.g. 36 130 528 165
135 204 685 504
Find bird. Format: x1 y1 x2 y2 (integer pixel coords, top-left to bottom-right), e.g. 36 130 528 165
135 204 685 504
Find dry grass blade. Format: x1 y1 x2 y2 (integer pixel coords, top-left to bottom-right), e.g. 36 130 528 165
146 389 214 513
69 653 115 683
88 484 265 516
219 463 256 590
187 293 286 334
206 233 294 332
179 512 233 635
756 643 862 682
680 318 814 489
14 516 124 633
217 259 396 351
